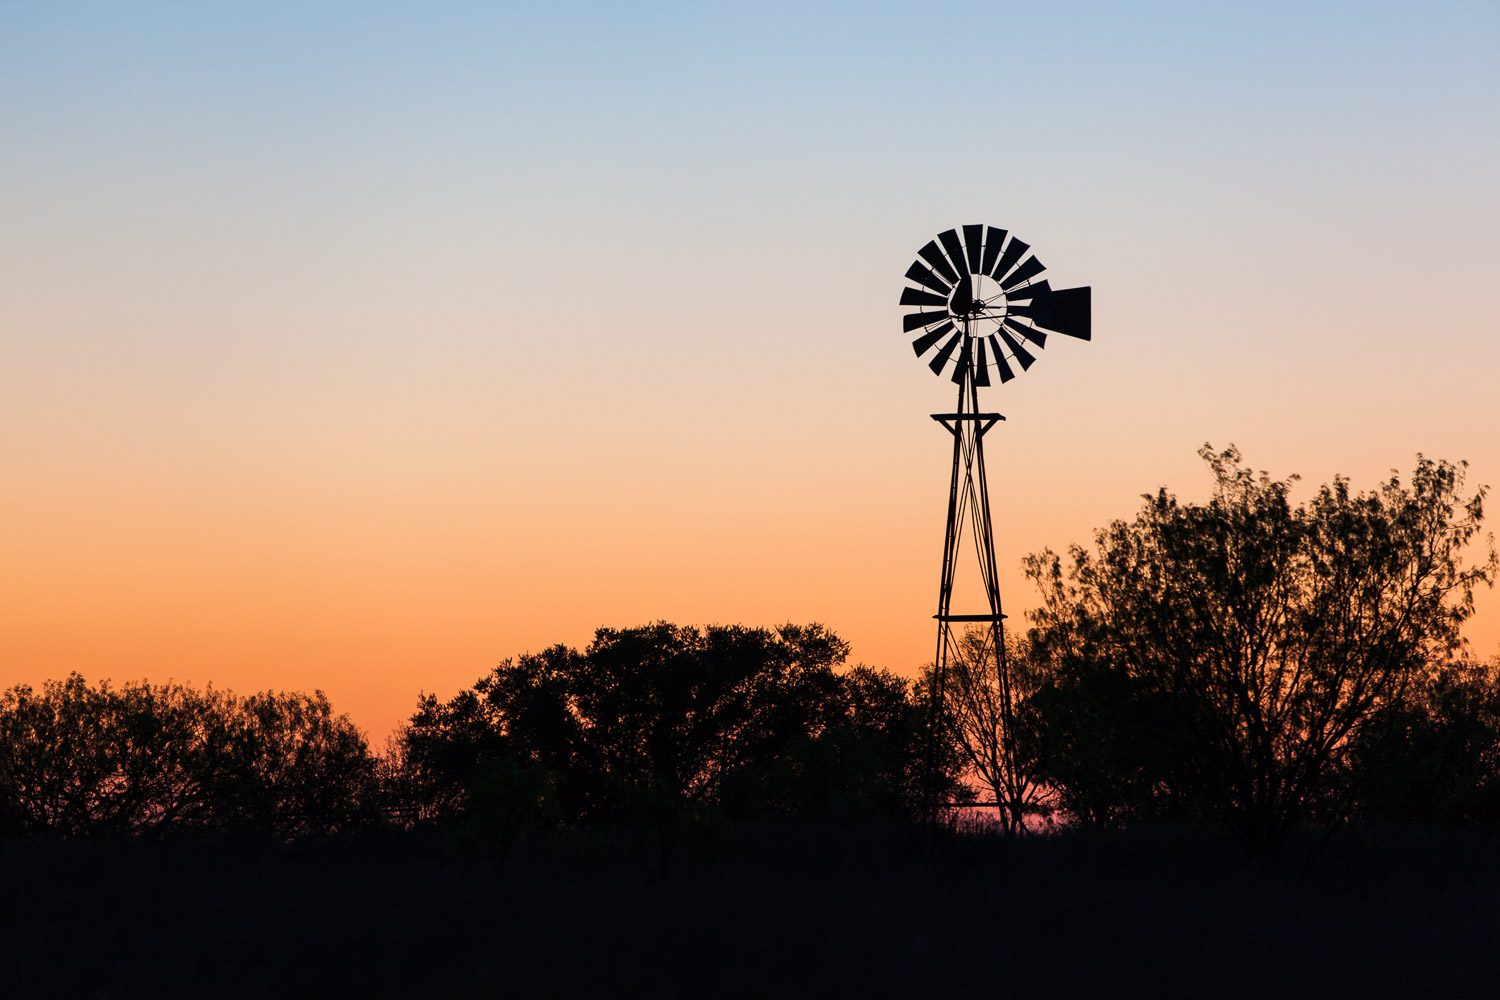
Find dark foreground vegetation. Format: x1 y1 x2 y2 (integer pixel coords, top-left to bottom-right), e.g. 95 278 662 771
5 823 1500 996
4 448 1500 994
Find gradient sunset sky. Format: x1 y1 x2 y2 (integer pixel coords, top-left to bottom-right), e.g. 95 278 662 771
5 2 1499 742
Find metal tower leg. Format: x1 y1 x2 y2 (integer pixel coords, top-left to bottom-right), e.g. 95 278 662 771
923 362 1010 824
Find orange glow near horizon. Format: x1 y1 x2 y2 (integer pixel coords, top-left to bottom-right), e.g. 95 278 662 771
8 384 1500 745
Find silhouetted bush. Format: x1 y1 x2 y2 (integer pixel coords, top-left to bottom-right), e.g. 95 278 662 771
0 675 379 837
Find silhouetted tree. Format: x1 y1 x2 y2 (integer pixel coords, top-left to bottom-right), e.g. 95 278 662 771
0 675 378 837
925 629 1052 833
210 689 382 836
1026 447 1495 853
391 644 578 828
1348 655 1500 825
720 662 921 821
1026 651 1179 828
0 675 218 833
391 622 926 832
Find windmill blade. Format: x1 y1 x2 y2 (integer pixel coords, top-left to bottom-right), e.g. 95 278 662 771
1004 279 1050 301
991 237 1029 281
987 336 1016 382
905 261 952 295
962 225 985 274
1000 255 1047 290
938 229 970 277
1026 285 1091 340
996 326 1037 370
904 309 951 332
927 329 964 376
911 321 953 356
973 336 991 387
917 241 960 285
1004 317 1047 348
980 226 1008 276
950 337 973 385
900 287 948 308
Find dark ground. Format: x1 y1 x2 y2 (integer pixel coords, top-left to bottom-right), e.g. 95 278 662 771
4 822 1498 998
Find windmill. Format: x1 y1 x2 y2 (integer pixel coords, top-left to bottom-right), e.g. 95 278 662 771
901 224 1091 822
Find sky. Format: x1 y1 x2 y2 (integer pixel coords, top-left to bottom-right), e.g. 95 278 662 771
4 1 1498 743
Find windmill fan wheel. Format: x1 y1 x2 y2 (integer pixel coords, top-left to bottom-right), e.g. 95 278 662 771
901 225 1091 385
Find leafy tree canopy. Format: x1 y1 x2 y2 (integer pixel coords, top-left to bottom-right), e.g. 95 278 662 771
392 622 923 828
1025 446 1495 852
0 674 377 837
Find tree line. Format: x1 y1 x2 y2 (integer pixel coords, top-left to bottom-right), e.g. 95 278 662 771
3 448 1497 854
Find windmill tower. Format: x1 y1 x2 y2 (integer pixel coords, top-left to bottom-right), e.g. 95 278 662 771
900 225 1091 822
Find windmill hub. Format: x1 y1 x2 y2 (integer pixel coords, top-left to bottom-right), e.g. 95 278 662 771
949 274 1007 322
